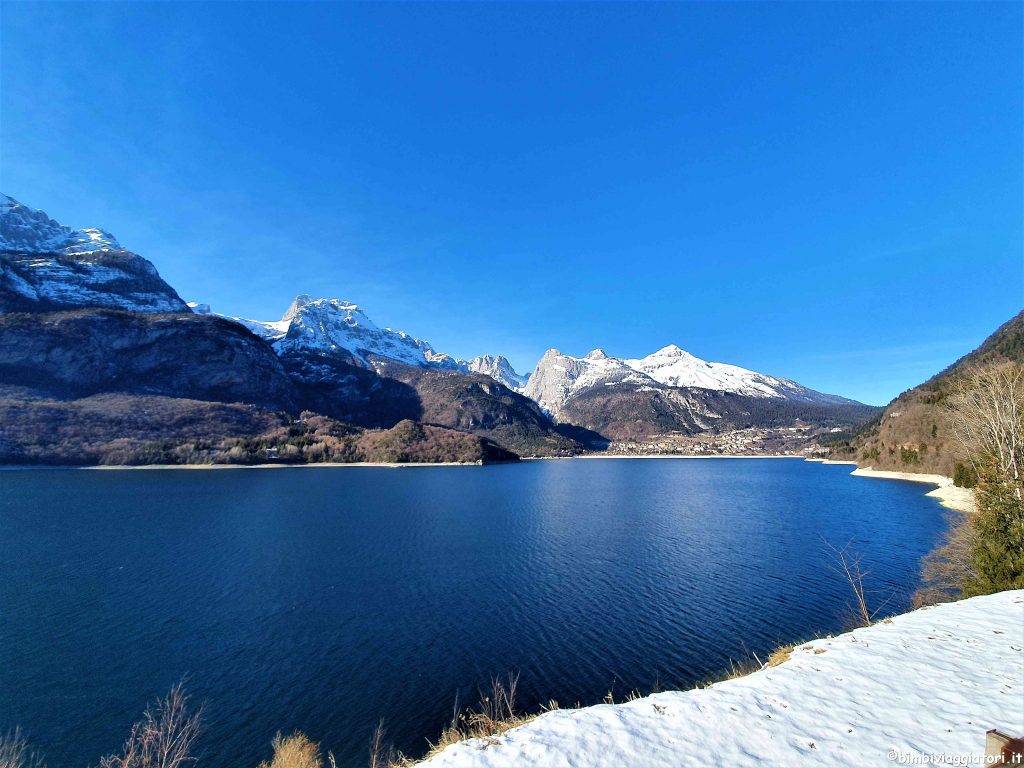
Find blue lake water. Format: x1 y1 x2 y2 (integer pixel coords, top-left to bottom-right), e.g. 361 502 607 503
0 458 948 766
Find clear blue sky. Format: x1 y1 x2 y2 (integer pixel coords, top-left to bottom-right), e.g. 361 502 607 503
2 2 1020 405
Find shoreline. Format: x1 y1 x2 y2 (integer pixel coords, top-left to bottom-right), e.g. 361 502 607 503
417 590 1024 767
0 453 813 471
0 453 979 517
0 460 488 471
848 466 976 515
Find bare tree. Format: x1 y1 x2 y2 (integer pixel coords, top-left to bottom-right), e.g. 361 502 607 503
98 684 203 768
949 361 1024 498
824 540 893 627
916 512 978 606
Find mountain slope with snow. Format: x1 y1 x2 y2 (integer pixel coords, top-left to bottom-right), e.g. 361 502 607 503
420 589 1024 768
228 296 528 387
229 295 469 371
525 345 856 417
467 354 528 390
0 193 121 255
626 344 854 404
523 348 659 415
216 296 577 455
0 194 187 313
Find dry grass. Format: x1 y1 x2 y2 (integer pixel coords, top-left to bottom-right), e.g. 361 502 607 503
767 645 795 667
0 728 46 768
98 684 203 768
258 732 334 768
379 673 559 767
427 673 534 755
710 639 807 684
368 721 401 768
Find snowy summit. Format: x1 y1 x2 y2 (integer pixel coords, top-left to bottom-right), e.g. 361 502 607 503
225 295 520 379
0 194 187 313
0 194 121 255
522 344 855 416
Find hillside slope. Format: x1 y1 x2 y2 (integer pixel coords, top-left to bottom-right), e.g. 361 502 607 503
829 310 1024 475
420 590 1024 768
0 309 298 411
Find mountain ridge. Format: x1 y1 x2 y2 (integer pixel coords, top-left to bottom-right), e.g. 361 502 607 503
0 193 884 462
522 344 860 433
0 194 188 314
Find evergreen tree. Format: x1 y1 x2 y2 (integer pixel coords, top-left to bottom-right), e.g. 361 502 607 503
964 459 1024 596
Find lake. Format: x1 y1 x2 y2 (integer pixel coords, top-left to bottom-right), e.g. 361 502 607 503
0 458 948 766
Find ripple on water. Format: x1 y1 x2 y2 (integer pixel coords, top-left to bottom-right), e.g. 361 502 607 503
0 459 948 765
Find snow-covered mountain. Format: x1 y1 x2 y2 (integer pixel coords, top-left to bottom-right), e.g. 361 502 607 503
523 348 658 415
226 294 465 370
0 194 187 313
224 295 528 383
0 193 121 255
625 345 854 404
467 354 528 390
524 344 855 416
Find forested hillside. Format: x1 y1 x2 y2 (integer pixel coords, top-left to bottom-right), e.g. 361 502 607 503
827 310 1024 476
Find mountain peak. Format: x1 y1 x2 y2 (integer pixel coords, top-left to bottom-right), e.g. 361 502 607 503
283 294 315 320
654 344 689 357
0 193 122 255
585 348 608 360
232 296 470 373
468 354 527 390
0 194 187 313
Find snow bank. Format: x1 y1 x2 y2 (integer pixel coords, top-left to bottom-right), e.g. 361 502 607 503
419 590 1024 767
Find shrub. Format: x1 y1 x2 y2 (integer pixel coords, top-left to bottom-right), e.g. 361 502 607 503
258 732 329 768
899 447 920 465
953 462 978 488
964 460 1024 596
0 728 45 768
98 684 203 768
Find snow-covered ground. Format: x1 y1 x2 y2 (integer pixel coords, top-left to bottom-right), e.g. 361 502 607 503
420 590 1024 767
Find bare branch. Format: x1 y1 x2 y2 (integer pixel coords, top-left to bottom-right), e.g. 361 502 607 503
98 683 203 768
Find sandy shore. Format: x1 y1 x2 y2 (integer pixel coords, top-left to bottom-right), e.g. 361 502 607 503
848 467 976 514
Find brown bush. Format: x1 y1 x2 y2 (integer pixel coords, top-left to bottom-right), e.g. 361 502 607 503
258 732 327 768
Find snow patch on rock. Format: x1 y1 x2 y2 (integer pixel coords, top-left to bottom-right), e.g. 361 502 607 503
0 194 121 255
228 295 472 371
524 344 856 415
468 354 528 390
